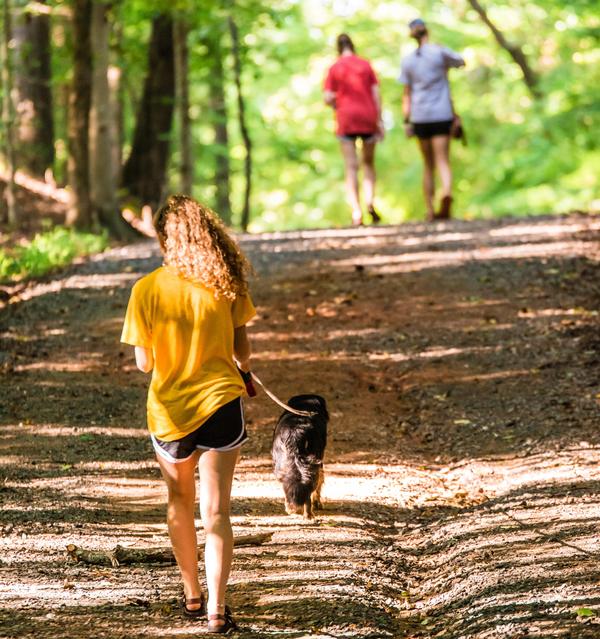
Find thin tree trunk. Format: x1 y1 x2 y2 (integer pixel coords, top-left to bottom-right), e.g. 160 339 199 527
173 18 192 195
206 31 231 223
13 0 54 178
466 0 540 98
228 16 251 231
67 0 93 228
89 1 131 239
108 19 123 186
121 14 175 210
1 0 17 224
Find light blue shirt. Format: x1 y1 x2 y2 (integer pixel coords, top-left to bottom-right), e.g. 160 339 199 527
398 43 465 123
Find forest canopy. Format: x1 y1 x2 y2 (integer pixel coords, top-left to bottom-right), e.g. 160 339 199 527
0 0 599 233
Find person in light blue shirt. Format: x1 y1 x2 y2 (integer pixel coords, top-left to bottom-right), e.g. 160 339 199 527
398 18 465 221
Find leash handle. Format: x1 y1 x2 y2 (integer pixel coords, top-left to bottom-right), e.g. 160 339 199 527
238 367 257 397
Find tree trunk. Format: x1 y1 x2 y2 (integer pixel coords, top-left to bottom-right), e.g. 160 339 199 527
466 0 540 98
173 18 192 195
205 31 231 223
89 1 131 239
13 0 54 178
108 20 123 186
66 0 93 229
121 14 175 210
228 16 251 231
1 0 17 224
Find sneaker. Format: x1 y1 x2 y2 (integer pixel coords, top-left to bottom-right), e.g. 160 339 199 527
436 195 453 220
367 205 381 224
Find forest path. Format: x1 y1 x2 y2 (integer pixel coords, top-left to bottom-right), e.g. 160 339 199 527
1 214 600 638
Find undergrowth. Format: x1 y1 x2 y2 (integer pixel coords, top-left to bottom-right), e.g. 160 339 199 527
0 227 108 282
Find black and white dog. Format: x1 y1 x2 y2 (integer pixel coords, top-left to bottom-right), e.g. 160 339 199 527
271 395 328 519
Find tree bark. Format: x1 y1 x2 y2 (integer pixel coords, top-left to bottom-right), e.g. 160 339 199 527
466 0 540 98
1 0 17 224
121 14 175 210
205 31 231 223
89 1 131 239
173 18 192 195
228 16 251 231
66 0 93 228
108 20 123 186
13 0 54 178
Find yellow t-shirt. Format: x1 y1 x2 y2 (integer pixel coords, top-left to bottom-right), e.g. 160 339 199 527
121 266 256 441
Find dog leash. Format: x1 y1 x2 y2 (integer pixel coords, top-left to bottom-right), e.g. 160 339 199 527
239 369 315 417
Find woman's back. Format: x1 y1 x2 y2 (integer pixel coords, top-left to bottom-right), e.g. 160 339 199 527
325 54 379 135
399 43 464 123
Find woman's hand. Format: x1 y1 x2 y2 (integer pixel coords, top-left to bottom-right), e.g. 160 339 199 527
404 122 415 138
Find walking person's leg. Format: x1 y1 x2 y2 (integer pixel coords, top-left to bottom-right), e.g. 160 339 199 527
361 140 381 223
339 139 363 226
417 138 435 221
431 134 452 218
156 450 205 611
198 447 240 630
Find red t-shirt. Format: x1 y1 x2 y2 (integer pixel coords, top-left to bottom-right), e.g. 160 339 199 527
324 55 379 136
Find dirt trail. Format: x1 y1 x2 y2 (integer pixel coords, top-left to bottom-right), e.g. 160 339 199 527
1 214 600 638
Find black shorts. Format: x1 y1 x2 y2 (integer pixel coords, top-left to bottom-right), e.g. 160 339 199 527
151 397 248 463
413 120 453 139
337 132 377 143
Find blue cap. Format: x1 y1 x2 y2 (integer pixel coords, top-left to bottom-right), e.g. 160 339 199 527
409 18 426 29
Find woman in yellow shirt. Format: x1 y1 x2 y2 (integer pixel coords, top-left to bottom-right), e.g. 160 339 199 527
121 195 255 633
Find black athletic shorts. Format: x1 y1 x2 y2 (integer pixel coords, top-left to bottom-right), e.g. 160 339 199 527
151 397 248 463
337 131 377 143
413 120 453 139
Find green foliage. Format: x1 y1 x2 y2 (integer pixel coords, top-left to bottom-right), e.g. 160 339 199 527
0 227 108 281
37 0 600 230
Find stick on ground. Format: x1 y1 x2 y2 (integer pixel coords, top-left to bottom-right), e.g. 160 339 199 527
66 532 273 567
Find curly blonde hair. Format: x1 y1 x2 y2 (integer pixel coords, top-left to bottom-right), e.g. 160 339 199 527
153 195 251 300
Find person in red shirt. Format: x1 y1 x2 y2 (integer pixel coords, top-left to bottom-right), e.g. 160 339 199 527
324 34 384 226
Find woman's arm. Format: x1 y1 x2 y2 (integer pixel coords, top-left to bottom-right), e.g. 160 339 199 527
134 346 154 373
323 89 336 108
442 47 465 69
402 84 411 122
371 84 385 136
234 325 252 371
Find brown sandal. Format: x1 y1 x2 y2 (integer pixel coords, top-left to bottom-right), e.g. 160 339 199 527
207 606 237 634
181 593 206 618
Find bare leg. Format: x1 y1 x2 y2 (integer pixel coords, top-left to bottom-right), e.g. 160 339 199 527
417 138 435 221
156 450 203 609
362 140 376 210
431 135 452 199
339 139 362 225
198 447 240 625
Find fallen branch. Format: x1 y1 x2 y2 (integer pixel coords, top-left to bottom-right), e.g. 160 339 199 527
66 532 273 567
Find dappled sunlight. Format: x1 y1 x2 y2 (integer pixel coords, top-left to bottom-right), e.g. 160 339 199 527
489 220 600 238
13 272 141 304
332 238 600 274
2 216 599 638
14 358 105 373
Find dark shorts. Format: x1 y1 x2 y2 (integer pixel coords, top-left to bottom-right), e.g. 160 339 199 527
151 397 248 463
338 131 377 143
413 120 453 139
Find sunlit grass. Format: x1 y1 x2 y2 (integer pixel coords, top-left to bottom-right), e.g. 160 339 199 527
0 227 108 281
